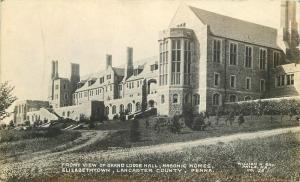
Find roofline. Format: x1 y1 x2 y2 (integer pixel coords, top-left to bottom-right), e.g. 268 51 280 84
188 5 277 31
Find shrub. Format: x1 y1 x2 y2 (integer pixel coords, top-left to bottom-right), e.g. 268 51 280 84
113 114 119 120
170 115 181 133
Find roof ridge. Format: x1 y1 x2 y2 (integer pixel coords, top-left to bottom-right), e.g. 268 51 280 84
188 5 276 31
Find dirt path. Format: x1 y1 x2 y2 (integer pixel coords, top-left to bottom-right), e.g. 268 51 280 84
88 126 300 160
0 127 299 180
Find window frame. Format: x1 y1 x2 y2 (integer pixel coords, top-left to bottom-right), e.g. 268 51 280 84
229 42 238 66
230 75 236 89
244 45 253 69
259 48 267 70
212 38 222 63
214 72 220 87
245 77 252 90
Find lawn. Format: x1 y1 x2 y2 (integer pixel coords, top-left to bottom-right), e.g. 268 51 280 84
0 128 81 161
32 131 300 182
75 114 299 152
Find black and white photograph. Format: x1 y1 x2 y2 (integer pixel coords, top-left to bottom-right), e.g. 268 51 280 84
0 0 300 181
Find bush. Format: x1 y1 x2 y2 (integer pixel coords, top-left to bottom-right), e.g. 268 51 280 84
192 113 206 131
113 114 119 120
170 115 181 133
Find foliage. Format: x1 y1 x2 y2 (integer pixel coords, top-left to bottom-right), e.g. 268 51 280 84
225 99 300 119
0 128 63 143
170 115 181 133
0 81 17 120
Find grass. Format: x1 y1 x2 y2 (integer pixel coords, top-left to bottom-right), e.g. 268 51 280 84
0 128 81 161
75 114 299 152
29 131 300 182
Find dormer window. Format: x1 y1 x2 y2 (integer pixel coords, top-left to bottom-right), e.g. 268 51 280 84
100 77 104 84
150 64 158 71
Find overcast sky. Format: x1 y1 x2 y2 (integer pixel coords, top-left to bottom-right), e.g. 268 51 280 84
1 0 281 101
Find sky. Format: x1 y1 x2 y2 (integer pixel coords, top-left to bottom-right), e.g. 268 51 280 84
1 0 281 101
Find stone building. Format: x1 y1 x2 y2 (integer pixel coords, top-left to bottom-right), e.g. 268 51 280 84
14 100 49 125
16 1 300 122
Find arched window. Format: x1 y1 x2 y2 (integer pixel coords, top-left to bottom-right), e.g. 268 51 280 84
136 102 141 111
193 94 200 105
229 95 237 102
112 105 116 114
161 95 165 104
67 111 70 117
105 106 109 116
185 93 191 103
213 93 220 106
173 94 178 103
244 96 252 101
62 112 65 116
119 104 124 113
127 103 132 113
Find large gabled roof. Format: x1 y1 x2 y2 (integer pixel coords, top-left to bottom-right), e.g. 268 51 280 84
188 6 280 49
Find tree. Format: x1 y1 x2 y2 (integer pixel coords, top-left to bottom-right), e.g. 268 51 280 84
0 82 17 120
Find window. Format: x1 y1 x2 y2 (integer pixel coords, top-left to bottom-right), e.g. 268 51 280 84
112 105 116 114
119 104 124 113
110 84 112 91
184 40 192 85
229 43 237 65
137 81 140 87
151 64 158 71
127 103 132 113
260 79 266 92
214 72 220 87
229 95 237 102
213 39 221 63
171 39 181 85
107 74 111 79
173 94 178 103
273 52 280 68
159 40 168 85
193 94 200 105
63 84 66 89
230 75 236 88
281 75 285 86
246 77 251 90
136 102 141 111
245 46 252 68
287 74 294 85
100 77 104 84
244 96 251 101
64 93 68 100
67 111 70 117
259 48 267 70
213 93 220 106
62 112 65 116
185 93 191 104
55 85 59 90
161 95 165 103
105 106 109 116
276 75 281 87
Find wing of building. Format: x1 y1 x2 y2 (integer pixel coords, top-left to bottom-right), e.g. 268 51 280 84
14 1 300 124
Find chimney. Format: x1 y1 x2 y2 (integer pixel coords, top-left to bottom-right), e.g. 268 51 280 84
125 47 134 79
54 60 59 78
106 54 112 69
51 60 55 79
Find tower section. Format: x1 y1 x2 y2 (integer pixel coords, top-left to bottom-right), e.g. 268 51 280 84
157 27 195 116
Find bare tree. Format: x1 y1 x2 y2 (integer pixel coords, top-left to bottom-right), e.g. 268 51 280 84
0 81 17 120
